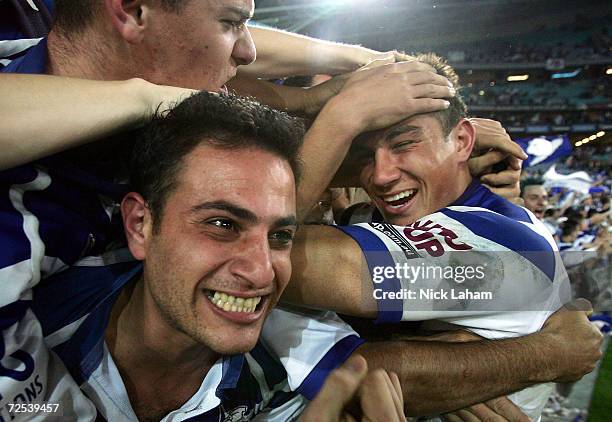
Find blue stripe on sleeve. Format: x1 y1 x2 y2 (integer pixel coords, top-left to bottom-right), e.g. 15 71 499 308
295 334 365 400
335 225 404 323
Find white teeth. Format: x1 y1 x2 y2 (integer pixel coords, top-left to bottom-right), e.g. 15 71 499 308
207 291 263 313
383 189 416 203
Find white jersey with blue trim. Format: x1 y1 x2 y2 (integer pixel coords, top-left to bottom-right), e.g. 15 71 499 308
338 181 571 421
0 249 363 421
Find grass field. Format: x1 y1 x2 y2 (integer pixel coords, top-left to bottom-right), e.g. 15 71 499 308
588 339 612 421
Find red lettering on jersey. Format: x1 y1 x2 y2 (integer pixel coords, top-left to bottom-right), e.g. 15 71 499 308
403 219 472 257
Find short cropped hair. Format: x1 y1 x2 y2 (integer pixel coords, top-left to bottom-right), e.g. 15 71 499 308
130 92 305 230
520 177 545 197
54 0 187 34
413 53 468 136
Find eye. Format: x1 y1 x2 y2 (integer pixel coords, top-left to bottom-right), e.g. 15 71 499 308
392 141 414 150
223 20 246 30
269 230 295 249
206 218 236 231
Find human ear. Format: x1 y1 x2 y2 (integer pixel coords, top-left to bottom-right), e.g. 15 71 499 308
450 118 476 163
105 0 150 44
121 192 152 260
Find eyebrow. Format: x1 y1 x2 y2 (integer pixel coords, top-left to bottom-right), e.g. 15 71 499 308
221 6 253 20
190 201 297 228
385 125 423 142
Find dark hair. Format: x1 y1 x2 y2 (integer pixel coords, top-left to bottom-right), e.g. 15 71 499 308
560 218 580 238
130 92 305 230
520 177 545 197
54 0 187 34
413 53 467 136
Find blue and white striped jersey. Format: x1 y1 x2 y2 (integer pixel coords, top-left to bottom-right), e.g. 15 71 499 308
1 249 363 421
338 181 571 421
0 36 364 420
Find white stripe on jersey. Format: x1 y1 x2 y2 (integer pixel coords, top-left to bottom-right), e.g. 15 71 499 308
261 306 360 392
0 256 67 307
8 169 51 291
0 38 43 58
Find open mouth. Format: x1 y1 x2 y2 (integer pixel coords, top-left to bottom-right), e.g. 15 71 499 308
205 290 264 314
383 189 418 209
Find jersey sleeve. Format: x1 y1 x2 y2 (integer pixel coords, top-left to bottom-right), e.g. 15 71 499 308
260 305 364 401
335 208 569 338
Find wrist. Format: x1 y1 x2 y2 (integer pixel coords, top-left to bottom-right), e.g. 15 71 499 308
128 77 158 123
317 92 369 138
527 331 563 383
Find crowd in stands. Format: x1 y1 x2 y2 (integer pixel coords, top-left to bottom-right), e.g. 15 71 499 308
461 77 610 109
441 17 611 64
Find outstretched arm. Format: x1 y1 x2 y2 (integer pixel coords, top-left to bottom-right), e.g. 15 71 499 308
0 74 195 170
357 306 601 418
242 25 407 78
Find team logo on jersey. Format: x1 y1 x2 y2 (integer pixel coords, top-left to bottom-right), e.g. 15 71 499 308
369 223 420 259
403 220 473 257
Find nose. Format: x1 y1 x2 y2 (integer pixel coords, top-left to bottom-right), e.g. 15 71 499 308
371 148 401 189
229 232 275 289
233 27 257 66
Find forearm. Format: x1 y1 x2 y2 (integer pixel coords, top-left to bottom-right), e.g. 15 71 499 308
241 26 385 78
296 98 362 220
0 75 151 170
357 335 558 416
227 76 312 115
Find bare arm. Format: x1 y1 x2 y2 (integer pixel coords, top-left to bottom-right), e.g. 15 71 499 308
360 300 602 416
241 25 403 78
285 227 603 415
0 74 195 170
293 62 454 220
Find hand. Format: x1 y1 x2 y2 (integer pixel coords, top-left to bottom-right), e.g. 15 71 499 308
468 119 526 200
300 355 406 422
540 299 603 382
325 61 454 135
302 54 417 117
443 397 530 422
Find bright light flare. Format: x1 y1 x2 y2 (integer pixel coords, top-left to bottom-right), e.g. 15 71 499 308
507 74 529 82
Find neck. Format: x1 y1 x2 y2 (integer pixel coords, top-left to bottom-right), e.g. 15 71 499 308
106 277 218 379
46 28 128 80
447 169 474 206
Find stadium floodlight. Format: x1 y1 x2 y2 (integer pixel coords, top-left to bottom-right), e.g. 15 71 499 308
576 141 583 147
583 139 590 144
507 74 529 82
607 68 612 75
589 135 597 141
596 131 605 137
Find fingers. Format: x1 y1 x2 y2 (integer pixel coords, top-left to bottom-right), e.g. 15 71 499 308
480 168 521 187
485 397 530 422
388 372 405 419
507 156 523 171
464 404 508 422
455 409 485 422
404 98 452 114
358 369 406 422
469 150 507 176
410 83 456 99
301 355 368 422
470 118 527 160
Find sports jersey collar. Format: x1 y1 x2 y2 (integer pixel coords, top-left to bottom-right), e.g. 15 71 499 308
449 179 532 223
2 37 47 73
450 178 486 207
